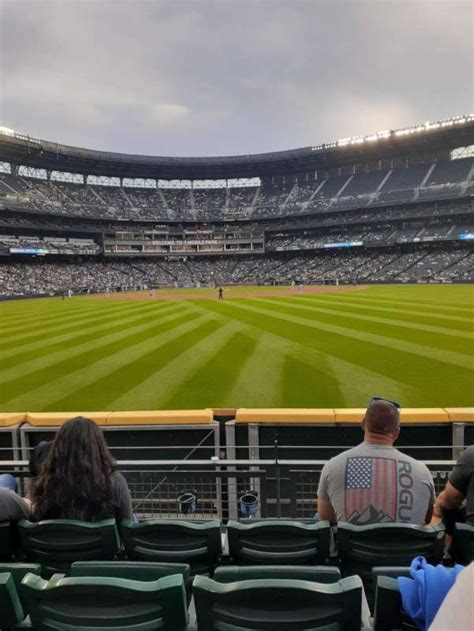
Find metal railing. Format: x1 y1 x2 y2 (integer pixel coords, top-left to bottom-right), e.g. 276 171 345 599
0 457 455 522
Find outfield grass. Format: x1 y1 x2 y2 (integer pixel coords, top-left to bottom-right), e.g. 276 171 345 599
1 284 473 411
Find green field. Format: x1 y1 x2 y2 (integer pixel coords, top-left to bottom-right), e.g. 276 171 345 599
1 284 473 412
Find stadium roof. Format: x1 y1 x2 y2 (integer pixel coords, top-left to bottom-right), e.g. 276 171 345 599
0 116 473 180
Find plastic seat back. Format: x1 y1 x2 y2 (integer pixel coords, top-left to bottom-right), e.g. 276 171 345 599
0 572 25 626
193 574 362 630
20 572 188 630
19 518 120 577
121 519 222 574
214 565 341 583
0 562 41 586
0 521 19 560
450 522 474 565
71 560 192 603
227 519 331 565
373 576 418 631
337 522 445 608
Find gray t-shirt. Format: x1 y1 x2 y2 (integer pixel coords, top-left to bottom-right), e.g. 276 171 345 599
449 445 474 524
0 488 30 521
318 442 435 525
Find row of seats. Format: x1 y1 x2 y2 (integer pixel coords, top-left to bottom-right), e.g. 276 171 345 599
3 518 455 573
1 562 367 630
1 518 472 628
0 560 462 630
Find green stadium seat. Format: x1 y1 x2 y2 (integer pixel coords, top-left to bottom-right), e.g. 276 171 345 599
0 562 41 586
0 572 26 627
70 560 193 604
20 571 188 630
450 522 474 565
70 559 190 581
0 521 19 561
373 575 417 631
193 574 363 630
19 518 120 577
121 519 222 575
227 519 331 565
337 522 445 608
214 565 341 583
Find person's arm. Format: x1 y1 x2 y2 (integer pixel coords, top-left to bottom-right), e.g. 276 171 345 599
434 481 465 517
317 497 337 524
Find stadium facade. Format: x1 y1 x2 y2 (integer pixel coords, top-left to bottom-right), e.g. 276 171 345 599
0 116 473 297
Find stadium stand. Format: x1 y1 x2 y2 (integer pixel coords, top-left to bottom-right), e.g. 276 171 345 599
0 120 472 296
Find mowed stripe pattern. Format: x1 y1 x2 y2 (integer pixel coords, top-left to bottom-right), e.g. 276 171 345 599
0 284 473 412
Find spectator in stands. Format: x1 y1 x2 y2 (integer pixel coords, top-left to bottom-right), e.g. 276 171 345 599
32 416 132 522
29 440 51 477
317 398 435 525
0 475 32 521
433 445 474 526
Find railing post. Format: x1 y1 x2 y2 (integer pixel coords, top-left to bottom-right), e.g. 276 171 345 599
452 422 465 461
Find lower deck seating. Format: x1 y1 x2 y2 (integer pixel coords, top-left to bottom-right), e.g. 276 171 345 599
0 517 466 629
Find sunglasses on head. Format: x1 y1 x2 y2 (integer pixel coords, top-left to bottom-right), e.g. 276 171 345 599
370 396 401 410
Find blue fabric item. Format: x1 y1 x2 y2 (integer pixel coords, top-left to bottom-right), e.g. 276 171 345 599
398 556 464 630
0 474 17 492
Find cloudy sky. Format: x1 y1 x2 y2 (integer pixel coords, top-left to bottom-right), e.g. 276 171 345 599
1 0 472 157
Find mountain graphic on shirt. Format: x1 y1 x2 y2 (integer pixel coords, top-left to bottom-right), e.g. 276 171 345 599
347 504 396 525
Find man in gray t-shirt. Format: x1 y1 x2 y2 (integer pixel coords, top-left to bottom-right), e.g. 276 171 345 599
317 400 435 525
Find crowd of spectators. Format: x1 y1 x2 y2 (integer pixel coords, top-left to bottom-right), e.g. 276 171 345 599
1 156 470 222
1 246 472 297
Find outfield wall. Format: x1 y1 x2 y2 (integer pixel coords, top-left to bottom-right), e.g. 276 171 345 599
1 408 472 465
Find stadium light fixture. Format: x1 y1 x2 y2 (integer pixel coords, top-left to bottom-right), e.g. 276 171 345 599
0 126 15 136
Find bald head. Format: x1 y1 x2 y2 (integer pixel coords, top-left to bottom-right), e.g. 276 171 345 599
363 400 400 440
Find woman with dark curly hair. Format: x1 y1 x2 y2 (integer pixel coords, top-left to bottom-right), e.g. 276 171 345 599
32 416 132 522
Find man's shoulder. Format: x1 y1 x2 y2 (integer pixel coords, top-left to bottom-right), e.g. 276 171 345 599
325 445 364 467
390 448 432 477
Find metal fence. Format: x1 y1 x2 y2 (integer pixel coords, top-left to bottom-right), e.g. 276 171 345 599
1 455 456 522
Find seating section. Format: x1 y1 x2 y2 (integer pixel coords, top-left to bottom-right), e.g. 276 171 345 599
193 573 363 630
19 517 120 576
227 519 331 564
0 517 470 628
2 157 470 223
121 519 222 575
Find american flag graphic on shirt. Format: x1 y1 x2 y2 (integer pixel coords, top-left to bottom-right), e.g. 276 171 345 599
345 457 398 523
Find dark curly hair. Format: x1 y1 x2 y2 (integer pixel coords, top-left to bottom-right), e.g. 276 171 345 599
32 416 117 521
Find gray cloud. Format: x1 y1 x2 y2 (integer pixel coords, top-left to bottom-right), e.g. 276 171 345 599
0 0 472 157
